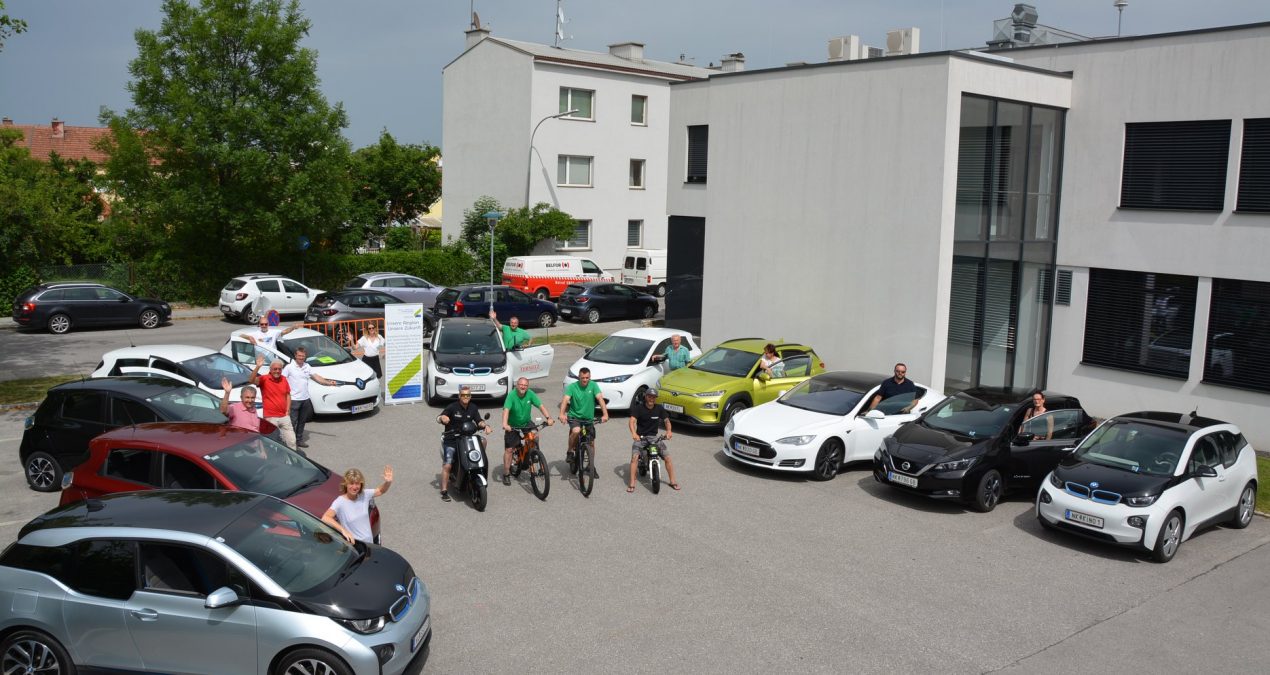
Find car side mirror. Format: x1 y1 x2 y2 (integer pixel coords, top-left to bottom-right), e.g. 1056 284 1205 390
1060 446 1076 454
205 586 241 609
1013 432 1034 446
1192 465 1218 479
756 371 770 382
584 348 592 356
863 409 885 420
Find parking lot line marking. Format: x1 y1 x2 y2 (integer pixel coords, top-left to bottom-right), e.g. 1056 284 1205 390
0 519 29 528
0 437 21 443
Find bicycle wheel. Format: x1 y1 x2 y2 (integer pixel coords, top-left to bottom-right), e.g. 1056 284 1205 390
472 482 488 512
650 460 661 494
528 449 550 501
578 442 594 497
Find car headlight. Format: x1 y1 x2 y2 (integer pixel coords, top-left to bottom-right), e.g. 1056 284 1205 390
1124 494 1159 507
598 374 631 383
933 456 978 472
776 435 815 446
1049 472 1064 489
724 418 736 435
436 365 452 374
693 390 725 398
336 615 388 635
492 365 506 374
467 449 483 463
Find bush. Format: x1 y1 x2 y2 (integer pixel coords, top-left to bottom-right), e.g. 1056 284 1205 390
305 241 484 292
0 265 38 304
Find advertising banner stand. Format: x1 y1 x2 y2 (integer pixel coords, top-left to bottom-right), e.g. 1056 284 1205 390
384 304 425 405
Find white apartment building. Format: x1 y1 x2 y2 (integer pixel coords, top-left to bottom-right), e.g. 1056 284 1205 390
665 22 1270 444
442 29 715 272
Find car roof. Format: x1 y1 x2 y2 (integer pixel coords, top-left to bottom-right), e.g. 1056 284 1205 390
50 376 204 396
356 272 416 280
19 490 269 540
954 386 1075 407
36 282 108 289
94 421 264 452
452 283 512 291
1117 410 1231 430
713 338 815 354
102 344 220 361
605 327 696 341
811 371 892 390
437 317 496 331
235 273 286 280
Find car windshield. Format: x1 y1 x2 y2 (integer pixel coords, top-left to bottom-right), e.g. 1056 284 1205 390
344 276 368 288
223 279 246 291
586 335 653 365
277 335 354 366
778 378 867 416
437 325 502 355
1073 420 1187 477
689 347 758 378
920 393 1014 438
180 353 254 388
204 435 328 497
145 388 227 423
216 498 357 594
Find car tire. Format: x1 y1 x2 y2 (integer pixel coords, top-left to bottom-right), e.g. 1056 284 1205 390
971 469 1003 513
810 439 844 481
139 309 161 329
47 313 72 335
585 308 601 324
655 283 667 297
630 386 649 413
244 305 261 325
1 629 76 675
425 376 439 407
534 288 551 301
1152 509 1184 563
276 647 353 675
721 399 748 428
1229 481 1256 529
537 311 555 328
25 451 63 492
641 304 656 319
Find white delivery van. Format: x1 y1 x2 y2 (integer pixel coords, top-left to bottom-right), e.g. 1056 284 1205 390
621 249 668 297
502 255 612 300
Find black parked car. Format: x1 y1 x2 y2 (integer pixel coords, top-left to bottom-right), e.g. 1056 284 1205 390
433 284 557 327
556 282 659 324
873 387 1096 512
19 377 275 492
12 282 171 334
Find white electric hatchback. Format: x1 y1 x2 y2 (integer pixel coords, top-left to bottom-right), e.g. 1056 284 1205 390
424 317 554 404
221 328 381 415
562 328 700 412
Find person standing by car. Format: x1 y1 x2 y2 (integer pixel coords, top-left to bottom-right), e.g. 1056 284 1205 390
438 386 492 502
249 355 296 449
654 333 693 371
322 466 392 544
219 378 261 433
284 347 338 448
239 319 300 350
868 363 919 412
347 322 385 379
501 377 555 485
628 388 679 493
560 367 609 478
490 309 532 350
1019 389 1054 440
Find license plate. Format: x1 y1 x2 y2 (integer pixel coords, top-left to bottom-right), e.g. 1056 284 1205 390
469 384 485 392
1065 509 1104 529
438 308 450 316
411 616 431 652
733 442 760 456
887 471 918 488
350 403 375 414
663 403 683 414
560 307 573 315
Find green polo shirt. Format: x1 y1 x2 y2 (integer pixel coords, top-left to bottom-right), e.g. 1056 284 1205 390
503 388 542 428
563 380 602 420
663 344 692 370
501 325 531 350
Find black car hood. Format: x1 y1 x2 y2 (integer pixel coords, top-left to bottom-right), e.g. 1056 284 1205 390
890 421 993 462
292 544 416 620
432 350 505 369
1053 458 1175 496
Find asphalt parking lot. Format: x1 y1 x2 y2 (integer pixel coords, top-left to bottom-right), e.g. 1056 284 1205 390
1 334 1267 673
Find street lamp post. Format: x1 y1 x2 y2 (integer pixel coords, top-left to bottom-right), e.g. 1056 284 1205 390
525 109 579 208
483 210 503 289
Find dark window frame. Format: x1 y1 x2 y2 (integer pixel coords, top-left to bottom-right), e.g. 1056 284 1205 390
686 125 708 184
1237 118 1270 213
1081 268 1198 379
1120 119 1231 211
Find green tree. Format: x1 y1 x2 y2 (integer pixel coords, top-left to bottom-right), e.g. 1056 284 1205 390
348 131 441 243
382 225 420 251
460 197 577 279
97 0 352 296
0 0 28 52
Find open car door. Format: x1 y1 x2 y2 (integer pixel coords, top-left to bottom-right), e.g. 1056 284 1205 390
508 344 554 381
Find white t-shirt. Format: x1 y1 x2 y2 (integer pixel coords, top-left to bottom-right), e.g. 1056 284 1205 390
248 327 283 350
284 361 313 401
357 334 384 357
328 491 374 543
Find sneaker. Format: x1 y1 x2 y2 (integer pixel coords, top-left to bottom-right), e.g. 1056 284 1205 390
440 490 451 502
566 449 576 466
589 464 599 479
296 441 310 448
502 473 511 486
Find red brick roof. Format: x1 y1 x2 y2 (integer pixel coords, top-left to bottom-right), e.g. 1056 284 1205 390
2 118 113 164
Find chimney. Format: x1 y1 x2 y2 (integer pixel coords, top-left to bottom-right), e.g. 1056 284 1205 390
608 42 644 61
51 118 65 138
465 26 490 49
1 117 13 126
720 52 746 72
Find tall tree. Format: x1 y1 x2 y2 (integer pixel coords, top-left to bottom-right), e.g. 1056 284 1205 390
0 0 27 52
347 131 441 245
460 197 578 277
98 0 352 291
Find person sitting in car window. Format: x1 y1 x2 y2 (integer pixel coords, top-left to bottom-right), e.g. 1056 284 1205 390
868 363 919 413
1019 390 1054 440
758 344 781 378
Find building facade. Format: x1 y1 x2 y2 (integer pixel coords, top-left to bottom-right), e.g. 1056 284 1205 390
442 31 713 272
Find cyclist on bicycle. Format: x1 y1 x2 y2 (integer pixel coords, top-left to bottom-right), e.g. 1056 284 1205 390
438 385 492 502
628 388 679 493
559 367 609 478
502 377 555 485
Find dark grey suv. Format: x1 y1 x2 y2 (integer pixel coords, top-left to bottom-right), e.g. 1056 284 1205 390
12 282 171 334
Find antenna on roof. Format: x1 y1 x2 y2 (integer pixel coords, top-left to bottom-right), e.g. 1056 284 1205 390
553 0 571 47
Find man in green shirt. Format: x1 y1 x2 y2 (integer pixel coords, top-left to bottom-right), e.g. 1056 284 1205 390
490 309 531 350
501 377 555 485
559 367 609 478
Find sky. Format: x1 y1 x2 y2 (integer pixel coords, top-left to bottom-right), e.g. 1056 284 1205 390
2 0 1268 150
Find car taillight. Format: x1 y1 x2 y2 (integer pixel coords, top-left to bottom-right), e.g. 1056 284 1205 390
646 275 652 284
321 309 338 316
20 302 35 313
235 292 248 301
455 300 464 313
576 297 589 303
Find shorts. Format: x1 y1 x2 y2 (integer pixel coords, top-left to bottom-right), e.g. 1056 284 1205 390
568 418 595 430
631 437 668 460
440 441 457 465
505 427 532 449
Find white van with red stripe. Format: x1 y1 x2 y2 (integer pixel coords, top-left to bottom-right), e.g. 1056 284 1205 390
502 255 613 300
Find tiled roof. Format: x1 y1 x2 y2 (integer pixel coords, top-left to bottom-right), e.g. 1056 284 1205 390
3 120 113 164
488 37 714 81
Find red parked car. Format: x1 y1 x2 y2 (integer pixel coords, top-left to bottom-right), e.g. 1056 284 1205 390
58 422 379 538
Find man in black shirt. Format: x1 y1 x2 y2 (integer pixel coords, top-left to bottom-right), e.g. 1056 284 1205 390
868 362 919 413
627 389 680 492
437 385 492 502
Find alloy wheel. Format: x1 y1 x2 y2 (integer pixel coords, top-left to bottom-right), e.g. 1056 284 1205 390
283 659 342 675
1160 515 1182 558
3 638 62 674
27 456 57 490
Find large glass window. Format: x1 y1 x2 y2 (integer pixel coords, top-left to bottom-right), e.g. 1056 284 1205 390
557 155 592 187
1121 120 1230 211
559 87 594 120
1205 278 1270 392
555 220 591 250
1082 269 1198 378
